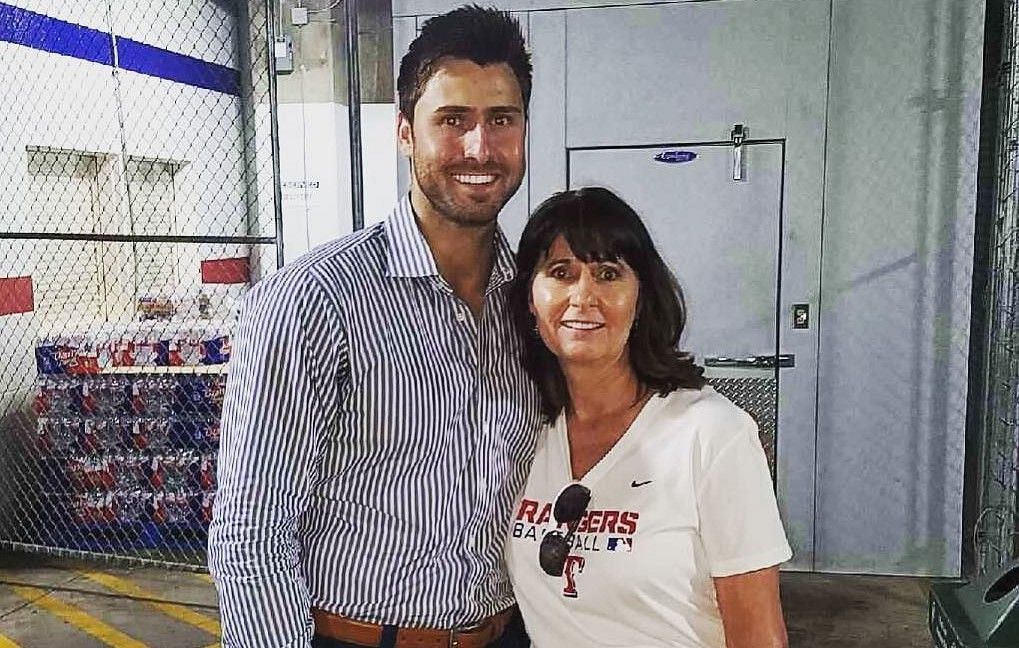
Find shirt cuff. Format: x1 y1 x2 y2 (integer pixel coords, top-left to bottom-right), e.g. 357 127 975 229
709 544 793 578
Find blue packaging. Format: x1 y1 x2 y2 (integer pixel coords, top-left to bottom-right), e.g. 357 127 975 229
200 335 231 365
36 345 63 374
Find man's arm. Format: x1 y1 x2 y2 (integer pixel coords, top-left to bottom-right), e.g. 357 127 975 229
208 272 341 647
714 566 788 648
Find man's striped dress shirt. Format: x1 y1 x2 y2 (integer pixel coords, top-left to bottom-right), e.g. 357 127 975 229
208 196 544 647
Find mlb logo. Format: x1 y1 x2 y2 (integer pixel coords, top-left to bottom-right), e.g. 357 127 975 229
607 537 632 553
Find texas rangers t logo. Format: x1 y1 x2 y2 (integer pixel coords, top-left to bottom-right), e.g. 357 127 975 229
562 555 585 598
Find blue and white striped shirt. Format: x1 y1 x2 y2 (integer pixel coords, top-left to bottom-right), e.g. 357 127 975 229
208 197 544 647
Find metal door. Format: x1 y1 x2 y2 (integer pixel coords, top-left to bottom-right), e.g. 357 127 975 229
570 141 786 477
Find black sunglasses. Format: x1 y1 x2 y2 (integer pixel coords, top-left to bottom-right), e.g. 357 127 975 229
539 483 592 576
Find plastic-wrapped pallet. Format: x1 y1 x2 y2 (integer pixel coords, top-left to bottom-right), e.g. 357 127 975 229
30 319 229 556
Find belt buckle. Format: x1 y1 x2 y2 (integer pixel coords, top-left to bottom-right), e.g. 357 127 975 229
449 619 485 648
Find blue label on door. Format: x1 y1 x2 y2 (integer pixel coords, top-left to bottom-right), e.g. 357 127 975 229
653 150 697 164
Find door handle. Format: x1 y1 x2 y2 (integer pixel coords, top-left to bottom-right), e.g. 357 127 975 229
704 354 794 368
731 123 746 182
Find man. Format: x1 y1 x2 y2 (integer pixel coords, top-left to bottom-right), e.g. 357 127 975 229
208 6 543 648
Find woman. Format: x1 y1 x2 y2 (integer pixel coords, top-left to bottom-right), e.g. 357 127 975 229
505 187 791 648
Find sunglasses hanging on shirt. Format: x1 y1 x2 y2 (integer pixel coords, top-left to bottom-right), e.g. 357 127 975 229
539 483 592 576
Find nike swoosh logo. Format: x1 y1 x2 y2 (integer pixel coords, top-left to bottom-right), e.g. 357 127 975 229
631 480 653 488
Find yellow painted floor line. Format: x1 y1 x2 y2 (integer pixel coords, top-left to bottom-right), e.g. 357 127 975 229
9 585 147 648
0 633 20 647
77 570 221 638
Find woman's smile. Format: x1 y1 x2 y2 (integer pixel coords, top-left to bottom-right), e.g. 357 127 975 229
560 319 604 331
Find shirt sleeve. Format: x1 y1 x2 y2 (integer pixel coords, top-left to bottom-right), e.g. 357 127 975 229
695 414 792 578
207 270 343 647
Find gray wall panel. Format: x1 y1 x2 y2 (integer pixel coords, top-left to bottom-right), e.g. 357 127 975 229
815 0 984 576
527 11 567 211
774 0 831 572
563 1 809 145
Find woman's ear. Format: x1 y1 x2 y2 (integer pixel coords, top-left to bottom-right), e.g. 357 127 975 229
632 289 644 329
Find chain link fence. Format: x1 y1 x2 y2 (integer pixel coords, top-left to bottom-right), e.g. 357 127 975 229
975 0 1019 576
0 0 281 568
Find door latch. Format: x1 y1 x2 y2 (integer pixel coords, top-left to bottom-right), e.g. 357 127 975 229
731 123 746 182
704 354 794 369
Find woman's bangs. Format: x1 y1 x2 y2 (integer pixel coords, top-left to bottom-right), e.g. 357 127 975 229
553 207 641 265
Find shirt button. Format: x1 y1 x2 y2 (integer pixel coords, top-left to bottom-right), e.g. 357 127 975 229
455 311 467 322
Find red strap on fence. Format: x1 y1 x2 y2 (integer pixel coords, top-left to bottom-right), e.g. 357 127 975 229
200 257 249 284
0 276 34 315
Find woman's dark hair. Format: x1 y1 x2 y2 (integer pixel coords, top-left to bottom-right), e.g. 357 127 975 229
397 5 532 122
509 187 706 420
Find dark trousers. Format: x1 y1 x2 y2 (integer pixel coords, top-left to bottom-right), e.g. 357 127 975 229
311 608 529 648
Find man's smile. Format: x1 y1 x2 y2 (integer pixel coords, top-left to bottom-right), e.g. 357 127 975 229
452 173 497 185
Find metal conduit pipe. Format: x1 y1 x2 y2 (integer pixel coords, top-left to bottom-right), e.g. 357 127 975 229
344 0 365 231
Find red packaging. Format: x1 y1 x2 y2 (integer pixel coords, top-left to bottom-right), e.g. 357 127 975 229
79 419 101 453
198 491 215 524
33 386 50 415
79 382 96 416
72 493 117 524
198 455 216 490
146 455 164 489
68 456 116 491
75 344 100 375
113 339 135 367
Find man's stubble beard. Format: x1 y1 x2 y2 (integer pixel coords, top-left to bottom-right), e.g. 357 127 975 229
411 154 524 229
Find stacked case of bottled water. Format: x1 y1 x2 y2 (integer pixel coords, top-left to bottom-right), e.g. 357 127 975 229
32 319 230 552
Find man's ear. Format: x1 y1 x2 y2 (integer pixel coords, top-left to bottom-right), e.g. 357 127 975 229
397 112 414 157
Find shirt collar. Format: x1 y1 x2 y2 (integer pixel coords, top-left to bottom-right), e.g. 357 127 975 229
384 194 518 290
488 226 516 291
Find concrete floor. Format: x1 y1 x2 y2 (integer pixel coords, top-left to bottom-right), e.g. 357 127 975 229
0 553 219 647
781 572 932 647
0 553 933 647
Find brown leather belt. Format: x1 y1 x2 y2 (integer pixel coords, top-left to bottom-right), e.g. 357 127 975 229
311 606 515 648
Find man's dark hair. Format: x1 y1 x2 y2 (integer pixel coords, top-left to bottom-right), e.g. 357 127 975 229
508 187 707 421
397 5 532 122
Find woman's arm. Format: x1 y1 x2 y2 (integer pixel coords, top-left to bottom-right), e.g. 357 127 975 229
713 565 788 648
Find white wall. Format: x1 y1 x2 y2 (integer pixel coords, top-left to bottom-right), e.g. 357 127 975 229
277 102 397 264
0 0 249 402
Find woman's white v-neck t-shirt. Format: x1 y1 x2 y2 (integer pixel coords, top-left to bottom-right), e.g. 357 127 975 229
505 387 792 648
